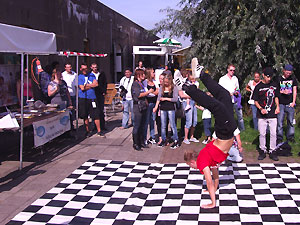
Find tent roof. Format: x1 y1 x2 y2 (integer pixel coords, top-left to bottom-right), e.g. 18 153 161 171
0 23 57 54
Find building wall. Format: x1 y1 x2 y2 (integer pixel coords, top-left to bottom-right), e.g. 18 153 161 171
0 0 158 82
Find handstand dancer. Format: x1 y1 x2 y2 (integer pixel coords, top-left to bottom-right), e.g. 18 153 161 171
179 58 237 208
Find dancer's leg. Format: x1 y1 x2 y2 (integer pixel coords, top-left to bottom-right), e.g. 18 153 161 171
184 85 236 140
200 72 234 117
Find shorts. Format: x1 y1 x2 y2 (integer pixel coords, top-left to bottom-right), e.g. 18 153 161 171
196 140 228 174
78 98 100 120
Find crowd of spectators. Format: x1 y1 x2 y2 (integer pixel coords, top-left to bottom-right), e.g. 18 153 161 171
119 61 298 162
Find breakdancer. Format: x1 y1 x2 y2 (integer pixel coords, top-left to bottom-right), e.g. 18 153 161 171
179 58 237 208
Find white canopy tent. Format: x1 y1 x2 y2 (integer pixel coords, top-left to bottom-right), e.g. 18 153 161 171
0 23 57 169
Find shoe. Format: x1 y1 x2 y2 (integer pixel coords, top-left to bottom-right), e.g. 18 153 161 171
189 137 199 143
170 140 179 149
258 151 266 160
85 131 92 138
158 140 166 147
173 69 185 90
288 138 295 143
185 105 191 112
133 144 142 151
191 57 204 79
147 137 156 144
141 140 150 148
269 151 279 161
97 131 106 137
202 138 208 145
183 139 190 145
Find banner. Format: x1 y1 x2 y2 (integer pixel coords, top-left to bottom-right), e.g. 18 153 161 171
33 111 70 147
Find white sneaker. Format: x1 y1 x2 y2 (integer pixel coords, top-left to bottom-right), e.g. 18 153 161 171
189 137 199 143
173 69 185 90
191 57 204 79
202 139 208 144
183 139 190 145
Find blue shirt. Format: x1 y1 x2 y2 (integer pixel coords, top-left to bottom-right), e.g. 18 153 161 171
78 73 97 99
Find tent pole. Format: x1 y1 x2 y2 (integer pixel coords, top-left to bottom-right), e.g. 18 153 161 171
19 53 24 170
76 55 79 131
26 54 29 101
133 54 135 72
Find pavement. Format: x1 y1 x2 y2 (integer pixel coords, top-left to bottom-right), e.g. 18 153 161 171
0 107 188 224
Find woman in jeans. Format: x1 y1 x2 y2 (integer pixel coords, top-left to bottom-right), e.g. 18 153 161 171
143 68 159 144
153 74 179 149
131 69 154 151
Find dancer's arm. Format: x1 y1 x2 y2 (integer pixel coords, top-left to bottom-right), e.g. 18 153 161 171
202 167 216 208
211 167 219 192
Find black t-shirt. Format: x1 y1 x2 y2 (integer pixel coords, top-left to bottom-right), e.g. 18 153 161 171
252 81 279 118
160 91 175 111
277 75 298 104
146 84 157 103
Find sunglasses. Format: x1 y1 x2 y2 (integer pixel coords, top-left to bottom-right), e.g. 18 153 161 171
229 69 235 72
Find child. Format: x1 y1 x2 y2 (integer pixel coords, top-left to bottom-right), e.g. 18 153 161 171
179 58 237 209
184 74 199 111
197 106 212 144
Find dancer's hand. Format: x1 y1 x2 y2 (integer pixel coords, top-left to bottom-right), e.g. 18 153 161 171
201 203 216 209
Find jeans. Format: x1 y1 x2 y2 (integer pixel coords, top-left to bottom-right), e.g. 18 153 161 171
203 118 211 137
233 102 245 131
144 102 156 139
227 145 243 162
250 104 258 130
182 100 197 129
161 110 178 141
258 118 277 152
132 105 146 137
277 104 295 141
122 99 134 128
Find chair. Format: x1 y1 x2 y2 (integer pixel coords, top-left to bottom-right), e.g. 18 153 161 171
104 84 121 112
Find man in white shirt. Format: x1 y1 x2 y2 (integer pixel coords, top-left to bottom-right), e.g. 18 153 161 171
119 68 134 129
62 63 77 129
219 64 245 131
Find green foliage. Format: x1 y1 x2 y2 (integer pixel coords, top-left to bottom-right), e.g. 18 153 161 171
154 0 300 83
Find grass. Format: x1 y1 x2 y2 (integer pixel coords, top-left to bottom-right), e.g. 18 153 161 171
177 107 300 158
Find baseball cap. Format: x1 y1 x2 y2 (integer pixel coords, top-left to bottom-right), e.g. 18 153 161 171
263 67 274 77
284 64 293 71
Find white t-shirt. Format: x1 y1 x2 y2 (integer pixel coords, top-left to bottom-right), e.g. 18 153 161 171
92 71 100 80
62 71 77 96
202 109 211 119
219 74 239 103
247 80 259 105
119 75 134 100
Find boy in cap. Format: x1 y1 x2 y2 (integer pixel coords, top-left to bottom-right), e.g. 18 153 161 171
277 64 298 144
179 58 237 208
252 67 280 161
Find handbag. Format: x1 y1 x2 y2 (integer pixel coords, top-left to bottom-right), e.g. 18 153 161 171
137 100 148 112
175 101 185 118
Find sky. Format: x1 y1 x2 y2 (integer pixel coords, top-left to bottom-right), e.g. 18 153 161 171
98 0 191 47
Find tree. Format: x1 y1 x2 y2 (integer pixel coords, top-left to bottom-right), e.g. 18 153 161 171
154 0 300 84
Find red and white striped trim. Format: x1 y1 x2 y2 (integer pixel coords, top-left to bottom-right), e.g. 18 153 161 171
59 51 107 57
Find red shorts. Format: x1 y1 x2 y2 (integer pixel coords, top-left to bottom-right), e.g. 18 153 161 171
196 140 228 174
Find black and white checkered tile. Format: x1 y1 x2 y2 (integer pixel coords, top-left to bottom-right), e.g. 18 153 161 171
8 160 300 225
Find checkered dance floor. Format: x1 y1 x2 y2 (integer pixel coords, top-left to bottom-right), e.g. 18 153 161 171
9 159 300 225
